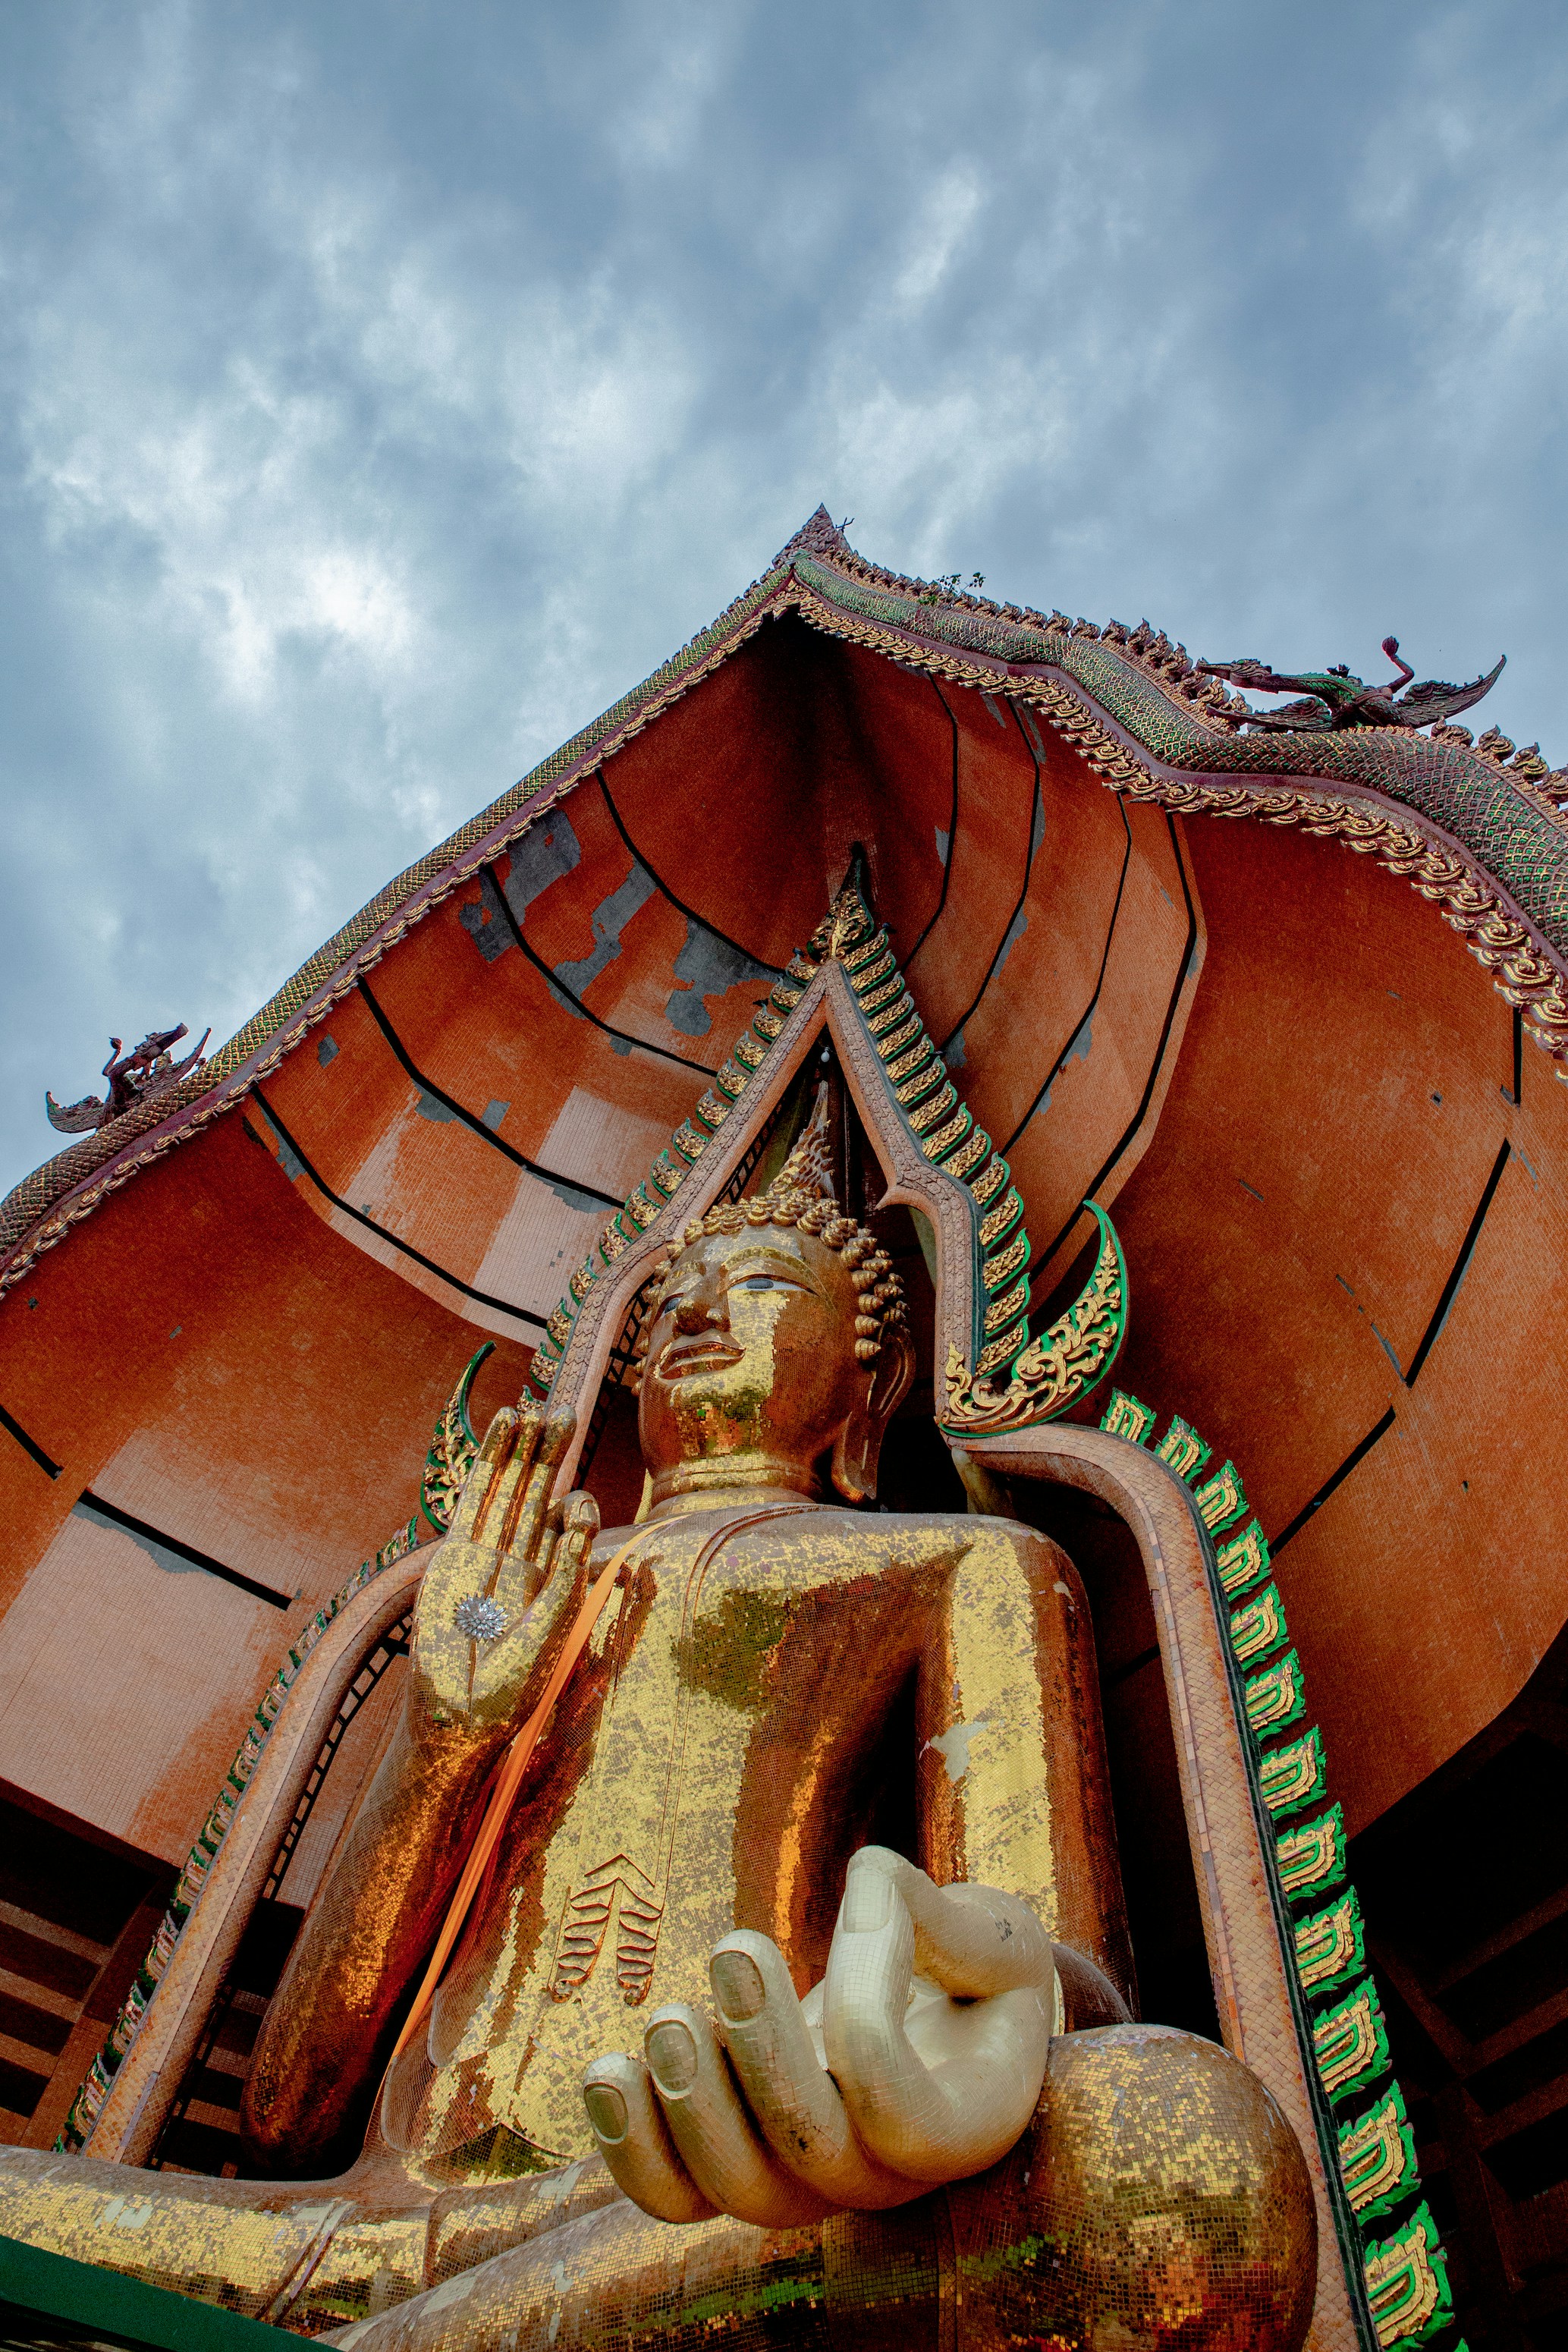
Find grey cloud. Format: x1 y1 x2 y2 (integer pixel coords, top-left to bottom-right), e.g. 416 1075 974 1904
2 0 1566 1198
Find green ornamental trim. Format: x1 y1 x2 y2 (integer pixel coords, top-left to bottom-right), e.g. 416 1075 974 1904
1244 1648 1307 1739
1314 1978 1394 2105
420 1343 495 1531
1296 1888 1368 1998
1101 1391 1463 2352
1260 1725 1328 1819
1363 2203 1456 2349
1278 1803 1349 1901
1229 1579 1288 1665
1339 2083 1421 2225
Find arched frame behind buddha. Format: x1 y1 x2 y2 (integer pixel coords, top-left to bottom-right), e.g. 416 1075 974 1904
507 948 1359 2352
965 1425 1362 2352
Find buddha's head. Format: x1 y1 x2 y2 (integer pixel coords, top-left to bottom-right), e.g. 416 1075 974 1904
635 1119 913 1509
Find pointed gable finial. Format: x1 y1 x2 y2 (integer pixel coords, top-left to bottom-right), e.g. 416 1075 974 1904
809 844 878 964
776 505 850 565
527 840 1123 1432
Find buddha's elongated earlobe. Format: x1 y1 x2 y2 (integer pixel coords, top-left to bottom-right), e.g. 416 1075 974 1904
830 1326 914 1503
830 1414 875 1505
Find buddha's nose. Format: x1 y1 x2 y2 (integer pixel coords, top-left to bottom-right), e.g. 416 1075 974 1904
674 1282 726 1335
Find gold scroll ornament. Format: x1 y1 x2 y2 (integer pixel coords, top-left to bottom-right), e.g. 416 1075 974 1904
421 1343 495 1530
941 1201 1127 1434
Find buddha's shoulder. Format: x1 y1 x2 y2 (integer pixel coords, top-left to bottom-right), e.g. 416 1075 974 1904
762 1505 1060 1568
881 1506 1062 1560
597 1507 1061 1578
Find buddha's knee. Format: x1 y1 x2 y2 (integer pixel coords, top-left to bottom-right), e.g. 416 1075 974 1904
949 2023 1318 2351
0 2146 417 2329
328 2202 834 2350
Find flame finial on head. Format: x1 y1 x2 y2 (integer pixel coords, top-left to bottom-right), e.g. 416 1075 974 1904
762 1083 836 1210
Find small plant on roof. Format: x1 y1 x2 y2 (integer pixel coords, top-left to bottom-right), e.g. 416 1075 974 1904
919 571 985 605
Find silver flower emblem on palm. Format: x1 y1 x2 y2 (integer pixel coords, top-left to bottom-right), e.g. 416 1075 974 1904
454 1593 508 1642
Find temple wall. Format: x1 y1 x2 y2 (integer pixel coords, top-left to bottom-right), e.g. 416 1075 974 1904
0 1113 533 1873
1105 811 1568 1832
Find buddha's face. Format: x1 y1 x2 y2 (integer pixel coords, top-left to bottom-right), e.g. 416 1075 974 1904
637 1222 910 1505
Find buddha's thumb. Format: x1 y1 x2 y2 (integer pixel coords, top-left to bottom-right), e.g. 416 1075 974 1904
825 1850 1054 2184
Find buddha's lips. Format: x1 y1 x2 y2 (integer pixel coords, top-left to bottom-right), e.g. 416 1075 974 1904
658 1335 743 1377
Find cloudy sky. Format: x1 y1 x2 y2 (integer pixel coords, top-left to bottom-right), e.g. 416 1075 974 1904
2 0 1564 1199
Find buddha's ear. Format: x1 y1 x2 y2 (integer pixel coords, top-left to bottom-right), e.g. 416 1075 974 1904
830 1325 915 1505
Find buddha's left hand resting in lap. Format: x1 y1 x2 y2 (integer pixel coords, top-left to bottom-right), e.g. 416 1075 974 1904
0 1141 1317 2347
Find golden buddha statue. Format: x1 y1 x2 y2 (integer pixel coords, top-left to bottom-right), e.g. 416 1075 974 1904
0 1124 1316 2347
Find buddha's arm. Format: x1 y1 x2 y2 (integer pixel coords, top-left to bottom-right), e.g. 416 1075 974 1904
244 1402 599 2169
242 1706 504 2167
920 1519 1130 1991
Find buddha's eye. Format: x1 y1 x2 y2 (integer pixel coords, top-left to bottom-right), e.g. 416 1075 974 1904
729 1269 810 1297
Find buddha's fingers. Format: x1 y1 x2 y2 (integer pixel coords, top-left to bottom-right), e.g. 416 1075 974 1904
421 1405 538 1612
472 1492 599 1715
555 1493 600 1596
447 1406 527 1552
581 2052 715 2224
498 1407 576 1580
709 1933 922 2210
880 1854 1057 2001
496 1466 592 1621
529 1496 567 1604
643 2004 832 2229
409 1410 533 1708
822 1848 1054 2185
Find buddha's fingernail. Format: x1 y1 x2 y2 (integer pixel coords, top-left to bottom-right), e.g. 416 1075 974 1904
841 1864 892 1932
710 1948 766 2023
646 2020 699 2094
583 2083 627 2143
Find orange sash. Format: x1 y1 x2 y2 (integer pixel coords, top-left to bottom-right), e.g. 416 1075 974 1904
388 1528 643 2065
388 1501 812 2071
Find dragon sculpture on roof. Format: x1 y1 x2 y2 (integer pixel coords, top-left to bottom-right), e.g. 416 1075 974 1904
46 1022 211 1135
1199 635 1505 734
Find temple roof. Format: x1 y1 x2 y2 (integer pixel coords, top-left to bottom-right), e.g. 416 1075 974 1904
4 506 1567 1863
5 504 1566 1281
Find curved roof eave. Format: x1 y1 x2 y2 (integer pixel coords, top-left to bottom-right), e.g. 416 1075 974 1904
6 503 1566 1291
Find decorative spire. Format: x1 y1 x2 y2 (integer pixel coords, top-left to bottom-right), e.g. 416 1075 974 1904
802 860 1034 1376
774 505 853 565
803 854 1129 1427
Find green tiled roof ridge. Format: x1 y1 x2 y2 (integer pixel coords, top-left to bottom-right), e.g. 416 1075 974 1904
787 548 1568 954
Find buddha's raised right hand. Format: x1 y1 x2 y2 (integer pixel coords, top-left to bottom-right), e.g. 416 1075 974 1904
581 1847 1059 2225
409 1401 600 1748
244 1406 599 2168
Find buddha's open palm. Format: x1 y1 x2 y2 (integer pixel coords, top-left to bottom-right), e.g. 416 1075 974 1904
582 1847 1059 2224
410 1401 600 1748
